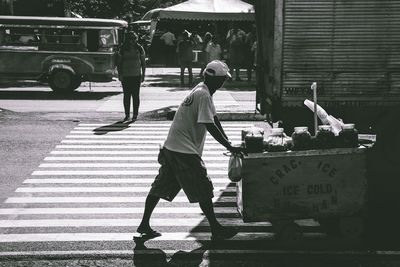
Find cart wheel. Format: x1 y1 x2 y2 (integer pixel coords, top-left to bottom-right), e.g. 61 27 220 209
273 221 302 244
318 218 340 236
339 216 365 239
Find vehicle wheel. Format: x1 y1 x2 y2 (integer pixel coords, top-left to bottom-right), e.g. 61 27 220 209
71 76 82 90
49 70 75 93
339 216 365 239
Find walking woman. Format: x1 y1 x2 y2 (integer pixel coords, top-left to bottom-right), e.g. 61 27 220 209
118 31 146 122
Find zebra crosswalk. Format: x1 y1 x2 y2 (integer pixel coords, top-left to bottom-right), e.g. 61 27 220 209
0 121 327 259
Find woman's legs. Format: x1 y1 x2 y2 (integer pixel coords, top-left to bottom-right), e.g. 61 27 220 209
132 76 141 119
122 78 133 120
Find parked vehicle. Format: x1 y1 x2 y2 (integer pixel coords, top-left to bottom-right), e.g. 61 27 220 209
252 0 400 134
0 16 127 93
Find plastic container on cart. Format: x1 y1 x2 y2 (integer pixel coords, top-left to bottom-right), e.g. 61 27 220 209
338 123 359 148
316 125 336 149
291 126 312 150
241 127 264 141
265 128 287 152
244 128 264 153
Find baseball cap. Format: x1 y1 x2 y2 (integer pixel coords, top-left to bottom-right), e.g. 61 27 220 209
203 60 232 78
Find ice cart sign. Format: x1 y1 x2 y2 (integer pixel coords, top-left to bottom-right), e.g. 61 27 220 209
237 148 367 222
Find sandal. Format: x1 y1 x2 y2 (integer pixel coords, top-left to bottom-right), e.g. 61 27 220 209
211 226 238 241
135 228 162 240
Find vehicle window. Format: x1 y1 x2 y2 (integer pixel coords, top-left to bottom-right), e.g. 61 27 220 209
40 29 85 51
87 29 99 52
98 29 118 51
0 27 40 50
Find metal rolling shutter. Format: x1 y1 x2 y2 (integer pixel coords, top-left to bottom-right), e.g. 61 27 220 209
282 0 400 107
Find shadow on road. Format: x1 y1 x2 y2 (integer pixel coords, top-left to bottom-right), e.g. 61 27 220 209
133 238 205 267
131 182 400 266
93 121 131 135
0 91 120 100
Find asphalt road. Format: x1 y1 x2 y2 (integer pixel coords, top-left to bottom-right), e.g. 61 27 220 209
0 77 400 266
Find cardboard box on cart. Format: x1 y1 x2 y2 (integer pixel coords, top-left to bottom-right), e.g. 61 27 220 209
237 147 368 239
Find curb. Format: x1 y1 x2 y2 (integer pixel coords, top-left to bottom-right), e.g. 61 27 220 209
217 112 265 121
1 249 400 261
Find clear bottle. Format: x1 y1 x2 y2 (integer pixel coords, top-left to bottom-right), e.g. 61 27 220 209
316 125 335 149
338 123 358 148
291 126 312 150
265 128 287 152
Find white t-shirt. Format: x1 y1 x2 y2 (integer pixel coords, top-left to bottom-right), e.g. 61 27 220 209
205 42 222 61
160 32 176 46
164 82 216 156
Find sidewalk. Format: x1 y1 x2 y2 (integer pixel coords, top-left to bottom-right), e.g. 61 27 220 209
95 67 264 121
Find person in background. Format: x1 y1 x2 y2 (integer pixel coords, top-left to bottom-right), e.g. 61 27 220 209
199 32 213 77
191 31 203 49
205 35 222 63
177 30 195 87
136 60 244 241
160 30 176 67
227 28 245 81
117 31 146 122
245 25 257 82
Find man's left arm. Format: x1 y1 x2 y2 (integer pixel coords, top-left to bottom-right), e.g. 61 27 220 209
213 115 228 140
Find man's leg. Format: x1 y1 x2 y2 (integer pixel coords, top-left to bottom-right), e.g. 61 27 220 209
137 194 160 232
188 65 193 86
180 66 185 86
199 199 238 240
235 68 241 81
199 198 221 230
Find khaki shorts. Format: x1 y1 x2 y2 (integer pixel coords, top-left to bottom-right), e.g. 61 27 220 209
149 148 214 203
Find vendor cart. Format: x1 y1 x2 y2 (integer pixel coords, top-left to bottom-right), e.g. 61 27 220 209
237 147 368 241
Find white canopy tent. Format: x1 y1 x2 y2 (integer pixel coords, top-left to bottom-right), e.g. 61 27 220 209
142 0 255 21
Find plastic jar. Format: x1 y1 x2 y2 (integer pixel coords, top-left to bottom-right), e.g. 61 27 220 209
244 132 264 153
241 127 264 141
291 126 312 150
316 125 335 149
338 123 359 148
265 128 287 152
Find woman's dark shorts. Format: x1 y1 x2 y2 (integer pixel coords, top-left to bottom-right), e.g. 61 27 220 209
149 148 214 203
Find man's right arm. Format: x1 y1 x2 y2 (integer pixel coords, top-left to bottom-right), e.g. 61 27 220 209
205 123 242 153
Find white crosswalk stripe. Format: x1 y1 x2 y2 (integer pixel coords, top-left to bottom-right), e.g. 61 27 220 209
1 121 311 258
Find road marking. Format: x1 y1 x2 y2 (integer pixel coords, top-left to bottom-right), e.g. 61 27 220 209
50 150 227 155
66 135 241 140
39 162 227 168
44 156 228 161
0 218 268 228
70 130 241 135
60 140 234 144
5 196 236 203
0 207 238 215
76 127 244 131
31 170 227 176
23 178 232 184
0 232 273 242
16 186 235 193
56 147 226 152
77 123 251 127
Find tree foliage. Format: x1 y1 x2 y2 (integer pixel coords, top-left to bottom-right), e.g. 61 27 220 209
66 0 186 20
